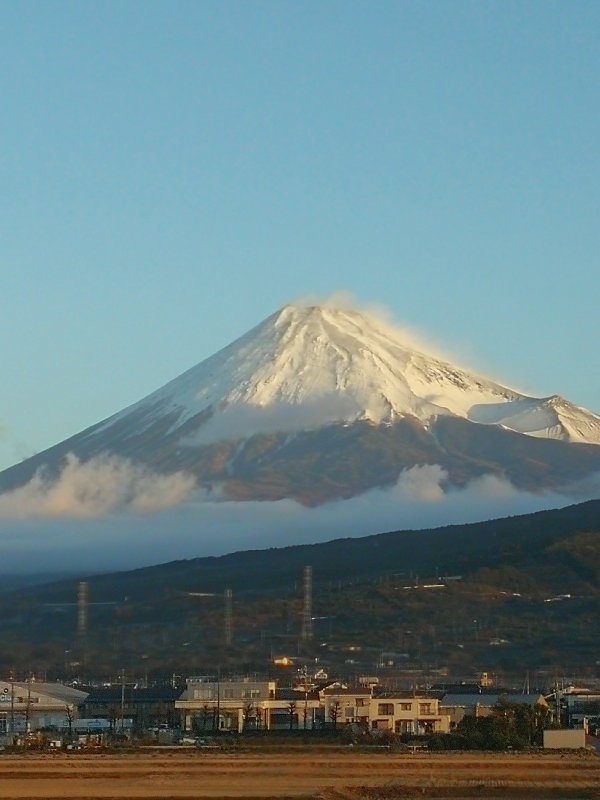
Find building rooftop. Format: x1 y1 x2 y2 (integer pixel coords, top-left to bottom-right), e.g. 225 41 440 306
84 686 182 703
8 681 88 703
441 693 547 707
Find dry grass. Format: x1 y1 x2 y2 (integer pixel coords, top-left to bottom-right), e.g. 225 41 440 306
0 750 598 799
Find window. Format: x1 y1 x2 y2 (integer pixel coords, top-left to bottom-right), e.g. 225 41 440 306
378 703 394 715
193 688 214 700
419 703 433 715
356 698 367 707
400 703 412 711
222 689 234 699
372 719 390 730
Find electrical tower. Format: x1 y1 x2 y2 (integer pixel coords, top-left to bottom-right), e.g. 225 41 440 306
224 587 233 647
77 581 89 638
301 565 313 642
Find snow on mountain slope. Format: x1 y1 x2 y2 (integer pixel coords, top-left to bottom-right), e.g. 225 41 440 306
468 394 600 443
90 303 600 446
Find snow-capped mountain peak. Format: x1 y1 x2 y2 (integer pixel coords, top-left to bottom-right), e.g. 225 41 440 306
2 300 600 509
92 302 600 446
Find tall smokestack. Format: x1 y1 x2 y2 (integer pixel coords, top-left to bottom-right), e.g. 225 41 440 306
224 587 233 647
77 581 88 638
301 566 313 642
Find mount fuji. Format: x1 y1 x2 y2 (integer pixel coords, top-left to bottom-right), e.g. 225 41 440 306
2 302 600 507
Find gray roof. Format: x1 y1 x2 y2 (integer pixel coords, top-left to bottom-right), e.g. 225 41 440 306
10 681 88 703
441 693 546 707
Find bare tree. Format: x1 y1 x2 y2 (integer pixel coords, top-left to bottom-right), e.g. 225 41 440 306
242 703 254 732
287 701 297 730
200 703 211 731
329 701 341 730
64 704 74 739
107 704 120 734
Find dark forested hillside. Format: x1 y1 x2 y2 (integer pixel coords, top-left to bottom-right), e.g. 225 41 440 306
12 498 600 602
0 499 599 678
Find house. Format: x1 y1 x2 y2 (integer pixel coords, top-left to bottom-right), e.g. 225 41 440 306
369 695 450 734
177 676 326 731
177 676 276 732
319 685 372 728
0 680 88 734
262 687 322 730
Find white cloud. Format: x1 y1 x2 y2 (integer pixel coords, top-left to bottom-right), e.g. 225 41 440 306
0 459 598 574
186 394 362 445
0 453 196 520
392 464 447 502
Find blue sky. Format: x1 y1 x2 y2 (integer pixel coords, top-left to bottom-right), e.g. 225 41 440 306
1 0 599 471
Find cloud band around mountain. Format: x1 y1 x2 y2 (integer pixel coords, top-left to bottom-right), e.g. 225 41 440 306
0 453 196 520
0 454 598 573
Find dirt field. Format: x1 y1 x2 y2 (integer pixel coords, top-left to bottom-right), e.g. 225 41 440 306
0 750 598 800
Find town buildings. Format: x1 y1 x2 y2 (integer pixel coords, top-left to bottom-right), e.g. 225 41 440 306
0 673 567 742
175 676 451 734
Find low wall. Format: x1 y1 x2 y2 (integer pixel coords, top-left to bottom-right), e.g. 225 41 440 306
543 729 586 749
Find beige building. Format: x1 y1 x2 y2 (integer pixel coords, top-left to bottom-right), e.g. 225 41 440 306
369 695 451 734
319 686 372 727
176 677 321 732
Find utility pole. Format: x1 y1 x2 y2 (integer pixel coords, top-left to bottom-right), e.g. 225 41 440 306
25 676 32 733
302 665 309 730
216 667 221 732
9 679 14 737
555 682 562 727
120 669 125 732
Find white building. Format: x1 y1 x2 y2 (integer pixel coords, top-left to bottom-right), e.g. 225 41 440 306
0 680 88 734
